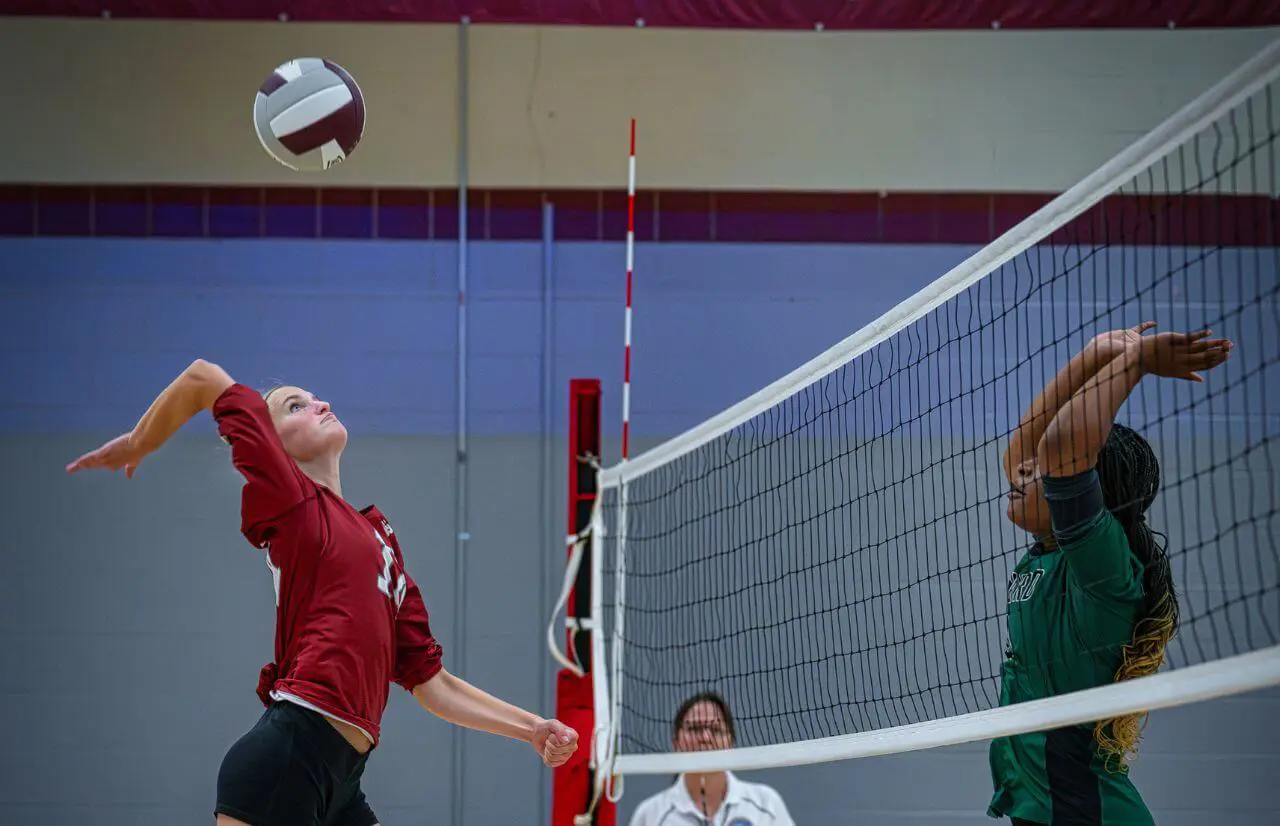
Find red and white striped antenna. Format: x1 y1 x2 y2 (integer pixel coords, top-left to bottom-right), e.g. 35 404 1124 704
621 118 636 463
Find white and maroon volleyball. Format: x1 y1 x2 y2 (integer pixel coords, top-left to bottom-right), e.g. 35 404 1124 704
253 58 365 172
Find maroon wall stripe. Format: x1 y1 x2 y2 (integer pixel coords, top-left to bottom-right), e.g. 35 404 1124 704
3 1 1276 29
0 185 35 236
0 185 1271 247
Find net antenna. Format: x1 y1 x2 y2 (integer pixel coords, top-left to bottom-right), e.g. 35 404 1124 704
576 37 1280 786
623 117 637 466
608 116 638 801
545 121 638 822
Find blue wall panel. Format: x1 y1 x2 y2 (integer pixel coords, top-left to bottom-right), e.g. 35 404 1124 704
2 238 1274 440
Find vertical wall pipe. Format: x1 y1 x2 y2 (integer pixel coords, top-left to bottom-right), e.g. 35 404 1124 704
538 199 556 824
451 15 471 826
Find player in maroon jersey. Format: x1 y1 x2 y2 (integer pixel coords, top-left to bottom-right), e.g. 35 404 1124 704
66 359 579 826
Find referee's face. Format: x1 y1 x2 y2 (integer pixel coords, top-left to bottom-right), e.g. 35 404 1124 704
1007 458 1051 537
674 701 734 753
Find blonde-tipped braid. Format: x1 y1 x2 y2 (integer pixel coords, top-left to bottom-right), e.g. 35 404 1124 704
1093 425 1177 772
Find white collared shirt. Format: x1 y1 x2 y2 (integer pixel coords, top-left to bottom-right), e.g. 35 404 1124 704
627 771 795 826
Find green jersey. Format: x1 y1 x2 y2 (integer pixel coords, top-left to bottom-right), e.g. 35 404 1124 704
988 504 1151 825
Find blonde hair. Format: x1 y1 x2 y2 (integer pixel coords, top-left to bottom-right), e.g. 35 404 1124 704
1094 577 1177 770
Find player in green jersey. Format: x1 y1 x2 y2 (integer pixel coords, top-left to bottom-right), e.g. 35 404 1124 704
987 321 1233 826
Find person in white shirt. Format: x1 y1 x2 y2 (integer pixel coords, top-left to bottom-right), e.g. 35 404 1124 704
628 692 795 826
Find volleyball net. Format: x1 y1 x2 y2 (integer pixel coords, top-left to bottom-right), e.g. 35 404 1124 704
551 37 1280 792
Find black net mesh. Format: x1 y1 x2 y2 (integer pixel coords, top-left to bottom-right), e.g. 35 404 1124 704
598 79 1280 759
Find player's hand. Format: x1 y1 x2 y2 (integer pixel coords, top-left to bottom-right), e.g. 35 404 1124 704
65 430 148 478
1130 327 1233 382
1091 321 1158 362
531 717 579 768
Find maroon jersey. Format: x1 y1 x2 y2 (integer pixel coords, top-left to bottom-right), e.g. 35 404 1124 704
213 384 443 745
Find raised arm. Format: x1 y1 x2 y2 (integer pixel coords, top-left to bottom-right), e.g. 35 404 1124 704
412 669 579 767
1003 322 1157 483
1037 328 1231 478
66 359 234 477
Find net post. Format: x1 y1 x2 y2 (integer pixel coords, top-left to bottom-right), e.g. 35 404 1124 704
551 379 615 826
589 491 610 753
607 478 627 805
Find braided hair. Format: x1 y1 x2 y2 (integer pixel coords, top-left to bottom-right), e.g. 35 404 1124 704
1093 423 1178 770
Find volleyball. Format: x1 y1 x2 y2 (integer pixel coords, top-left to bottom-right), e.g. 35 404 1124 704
253 58 365 172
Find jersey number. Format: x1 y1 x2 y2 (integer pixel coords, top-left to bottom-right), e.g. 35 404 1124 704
375 531 408 610
263 533 407 612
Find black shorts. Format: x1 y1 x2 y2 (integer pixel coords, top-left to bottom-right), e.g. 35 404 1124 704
215 701 378 826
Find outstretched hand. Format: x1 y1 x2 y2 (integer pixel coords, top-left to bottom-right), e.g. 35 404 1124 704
1091 320 1159 362
65 431 148 478
531 718 579 768
1131 325 1233 382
